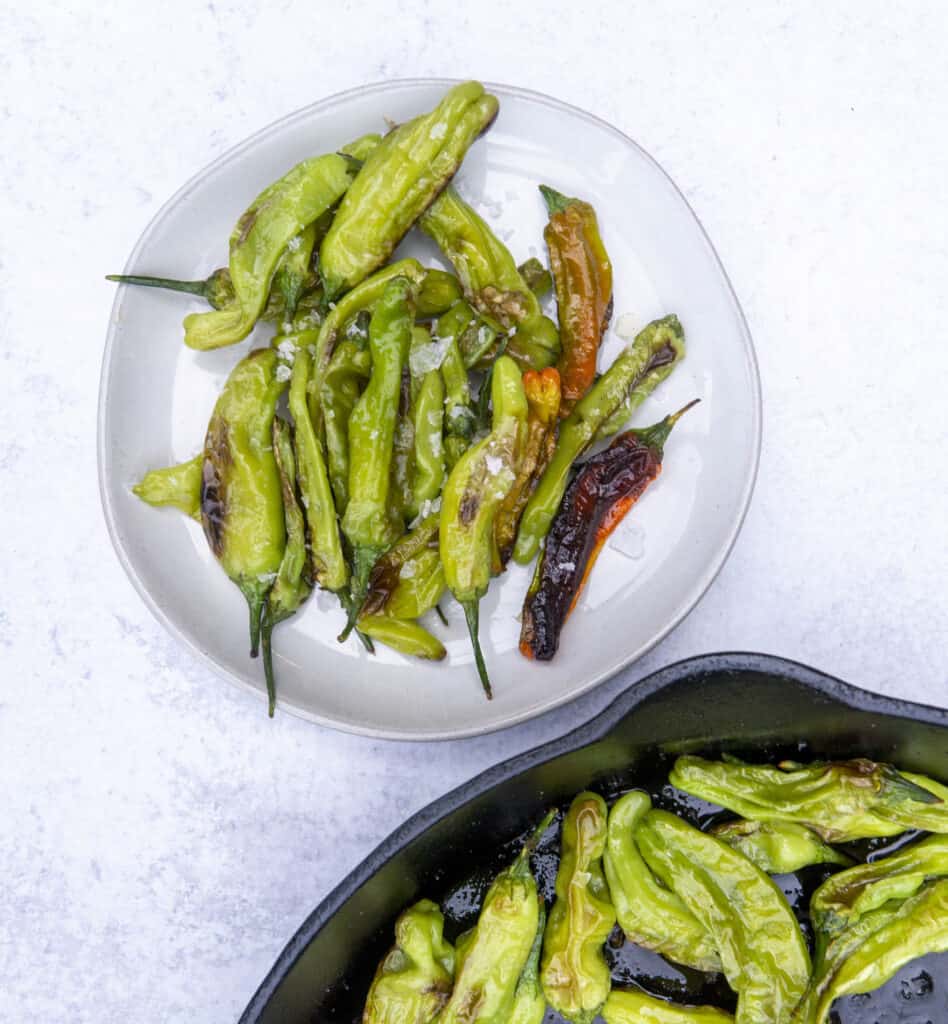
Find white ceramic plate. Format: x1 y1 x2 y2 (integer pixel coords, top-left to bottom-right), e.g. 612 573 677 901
99 79 760 740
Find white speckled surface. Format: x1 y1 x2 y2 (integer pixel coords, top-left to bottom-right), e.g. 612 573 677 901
2 2 947 1021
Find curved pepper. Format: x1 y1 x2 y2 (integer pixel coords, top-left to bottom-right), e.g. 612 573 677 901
637 809 811 1024
540 792 616 1024
133 455 203 519
440 355 527 697
669 755 948 842
319 333 372 514
361 512 445 621
603 989 734 1024
509 906 547 1024
711 820 853 874
520 403 696 661
434 302 479 466
320 81 499 299
184 152 357 350
540 185 613 414
357 615 446 660
603 792 721 973
421 185 560 371
200 349 287 656
513 314 685 565
362 898 455 1024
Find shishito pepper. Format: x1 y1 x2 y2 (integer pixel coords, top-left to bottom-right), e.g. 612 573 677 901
407 337 446 520
421 185 561 371
603 989 734 1024
603 792 721 973
440 355 528 697
711 819 853 874
540 185 613 414
184 152 358 350
360 512 445 621
509 906 547 1024
362 898 455 1024
272 220 319 322
540 792 616 1024
200 349 287 657
520 403 697 661
513 314 686 565
133 455 203 519
636 809 811 1024
320 82 499 299
416 268 464 319
669 755 948 842
433 301 479 466
357 616 446 661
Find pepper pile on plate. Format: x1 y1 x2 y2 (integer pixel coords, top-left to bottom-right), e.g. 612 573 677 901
110 81 694 713
361 755 948 1024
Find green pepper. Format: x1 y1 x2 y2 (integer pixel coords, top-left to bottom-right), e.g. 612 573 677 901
361 512 445 620
416 268 464 319
711 820 854 874
272 220 318 323
362 898 455 1024
260 417 313 716
391 366 416 526
319 332 372 514
184 153 358 350
340 277 416 636
603 792 721 973
434 302 478 466
421 185 560 371
513 315 685 565
436 811 553 1024
440 354 528 697
339 132 383 163
517 257 554 299
320 82 499 299
669 755 948 843
357 615 446 660
133 455 203 519
200 349 287 656
408 337 446 519
603 989 734 1024
637 809 811 1024
540 792 616 1024
509 906 547 1024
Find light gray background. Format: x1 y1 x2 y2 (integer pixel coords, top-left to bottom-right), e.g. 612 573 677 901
2 2 946 1021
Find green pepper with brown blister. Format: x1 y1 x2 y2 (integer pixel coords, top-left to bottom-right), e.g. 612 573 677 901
133 455 203 519
603 989 734 1024
669 755 948 842
200 349 287 657
360 512 445 621
636 809 810 1024
421 185 560 371
362 898 455 1024
711 820 854 874
320 82 499 299
603 791 721 973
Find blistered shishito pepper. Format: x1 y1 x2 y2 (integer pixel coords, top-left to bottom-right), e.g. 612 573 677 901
494 367 561 567
272 220 319 323
408 339 446 520
541 792 615 1024
513 315 686 565
603 792 721 973
391 366 415 526
133 455 203 519
711 820 853 875
637 809 810 1024
521 403 696 661
518 257 553 300
603 990 734 1024
357 615 446 661
320 82 499 299
437 811 554 1024
509 906 547 1024
260 417 312 716
362 898 455 1024
421 185 560 371
669 756 948 842
416 268 464 319
434 302 478 466
440 355 527 697
340 277 416 636
184 153 358 350
361 512 445 621
540 185 613 414
200 349 287 656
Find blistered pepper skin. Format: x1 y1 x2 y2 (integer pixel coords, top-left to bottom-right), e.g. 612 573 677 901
540 792 616 1024
711 819 853 874
603 989 734 1024
508 906 547 1024
133 455 203 519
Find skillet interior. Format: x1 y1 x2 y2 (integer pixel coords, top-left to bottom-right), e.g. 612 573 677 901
241 653 948 1023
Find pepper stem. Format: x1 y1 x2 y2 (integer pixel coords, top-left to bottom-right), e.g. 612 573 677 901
106 273 208 297
538 184 575 216
630 398 701 456
435 603 449 627
260 612 277 718
462 599 492 699
237 585 267 659
511 808 557 877
338 547 381 643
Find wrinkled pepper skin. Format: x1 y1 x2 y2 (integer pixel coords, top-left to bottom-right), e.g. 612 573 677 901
357 615 446 660
184 153 357 350
494 367 561 567
513 314 685 565
201 349 287 657
320 82 499 299
434 301 478 465
416 268 464 319
540 792 616 1024
637 809 810 1024
603 989 734 1024
669 755 948 842
711 820 853 875
362 898 455 1024
272 220 318 323
603 792 721 973
540 185 613 414
520 404 696 661
421 185 560 371
361 512 445 620
440 355 527 697
509 906 547 1024
133 455 203 519
320 335 372 514
518 257 553 299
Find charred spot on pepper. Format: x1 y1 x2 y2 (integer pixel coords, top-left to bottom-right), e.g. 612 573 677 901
459 491 481 526
200 415 230 558
601 293 615 335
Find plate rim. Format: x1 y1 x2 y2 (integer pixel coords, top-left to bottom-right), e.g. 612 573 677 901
97 77 763 740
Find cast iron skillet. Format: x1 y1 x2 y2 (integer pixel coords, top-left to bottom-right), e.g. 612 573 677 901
240 653 948 1023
